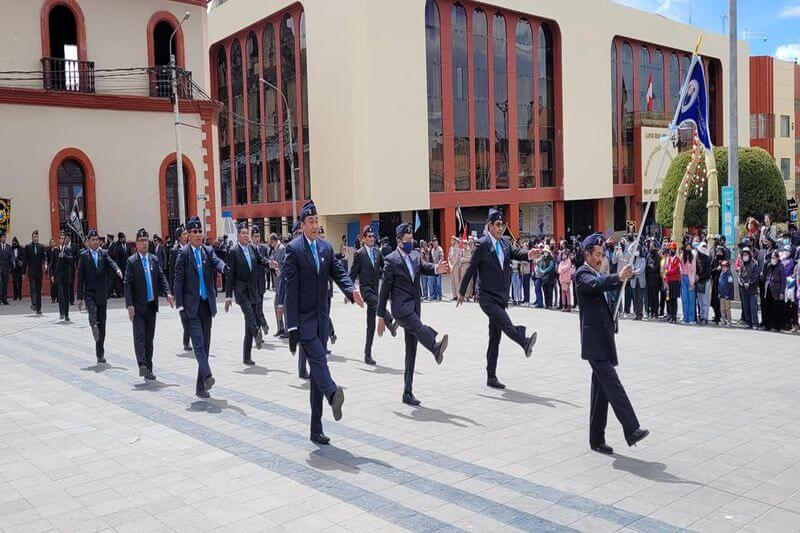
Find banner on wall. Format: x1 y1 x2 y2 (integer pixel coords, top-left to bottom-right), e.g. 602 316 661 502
529 204 553 236
0 198 10 235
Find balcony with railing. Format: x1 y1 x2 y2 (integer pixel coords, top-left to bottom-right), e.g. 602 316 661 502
149 66 193 100
41 57 95 93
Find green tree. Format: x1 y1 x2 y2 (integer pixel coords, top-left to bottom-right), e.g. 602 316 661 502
656 146 788 229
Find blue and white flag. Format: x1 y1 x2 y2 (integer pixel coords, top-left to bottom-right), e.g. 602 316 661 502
674 57 713 151
414 211 422 232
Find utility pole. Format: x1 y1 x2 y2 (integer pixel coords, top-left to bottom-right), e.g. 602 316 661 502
728 0 739 238
171 12 191 224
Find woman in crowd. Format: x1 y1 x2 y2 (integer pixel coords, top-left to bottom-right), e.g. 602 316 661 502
762 249 786 332
510 255 522 305
710 245 726 324
695 242 712 325
520 241 531 306
679 243 697 324
645 242 662 319
663 242 681 323
557 251 574 312
738 246 760 329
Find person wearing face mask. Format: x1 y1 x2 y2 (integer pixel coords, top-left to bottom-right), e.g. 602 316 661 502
717 260 734 326
695 242 712 326
780 245 797 331
710 246 726 325
679 244 697 324
756 237 775 328
663 242 681 323
738 247 760 328
762 250 787 332
10 237 24 301
536 246 556 308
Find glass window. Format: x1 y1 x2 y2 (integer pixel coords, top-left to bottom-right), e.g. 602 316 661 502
262 25 280 203
780 157 791 180
669 53 679 113
231 39 246 205
781 115 790 138
493 14 508 189
538 23 554 187
650 49 663 113
515 19 534 189
56 159 87 239
246 32 262 204
621 42 634 183
452 4 470 191
425 0 444 192
473 9 490 191
280 14 297 202
611 42 618 183
639 46 651 111
217 47 232 206
165 162 189 236
300 12 310 199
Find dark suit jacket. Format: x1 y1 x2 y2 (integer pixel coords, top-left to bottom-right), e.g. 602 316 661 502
273 243 287 306
23 243 47 279
252 243 269 294
77 248 120 305
110 241 130 274
0 242 13 275
378 248 436 320
174 244 226 319
575 264 621 365
168 244 181 290
49 245 74 284
460 235 527 308
154 244 168 274
349 245 384 297
124 253 170 316
225 243 263 305
283 236 354 341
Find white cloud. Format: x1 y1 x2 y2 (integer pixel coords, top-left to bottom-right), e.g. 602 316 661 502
779 5 800 18
774 43 800 62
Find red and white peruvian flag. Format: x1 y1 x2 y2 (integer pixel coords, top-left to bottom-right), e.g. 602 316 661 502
645 71 654 111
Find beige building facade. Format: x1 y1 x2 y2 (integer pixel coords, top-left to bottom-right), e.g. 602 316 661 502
0 0 216 243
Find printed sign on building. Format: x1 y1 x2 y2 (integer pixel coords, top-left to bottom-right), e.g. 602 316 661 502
0 198 10 235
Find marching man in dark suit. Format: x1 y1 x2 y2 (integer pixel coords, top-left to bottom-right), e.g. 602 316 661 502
168 225 192 352
377 223 450 406
77 229 122 363
23 230 47 315
270 233 288 338
174 217 227 399
350 225 397 365
250 225 270 338
124 228 173 380
284 200 364 445
575 232 649 454
50 231 74 322
224 221 267 366
458 208 538 389
0 232 13 305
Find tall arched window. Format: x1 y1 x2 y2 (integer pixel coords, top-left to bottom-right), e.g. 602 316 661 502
493 14 508 189
217 47 232 206
151 20 176 96
538 23 555 187
473 9 490 190
639 46 650 111
669 53 679 113
57 159 87 239
611 42 618 183
620 42 634 183
46 4 81 91
300 12 311 199
231 39 246 205
651 49 663 112
246 32 263 204
425 0 444 192
262 25 280 203
451 4 470 191
280 14 297 202
515 20 534 189
166 162 189 236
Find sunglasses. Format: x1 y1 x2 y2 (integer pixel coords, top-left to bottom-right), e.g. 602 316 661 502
189 229 202 234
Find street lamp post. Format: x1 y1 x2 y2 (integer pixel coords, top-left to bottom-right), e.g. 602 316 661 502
260 77 298 225
728 0 739 239
170 11 191 224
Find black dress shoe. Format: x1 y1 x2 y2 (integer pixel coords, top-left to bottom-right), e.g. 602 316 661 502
275 330 286 338
183 344 192 351
196 390 210 399
204 376 215 392
91 325 100 343
139 365 148 377
255 330 263 349
524 331 538 358
487 377 506 389
433 334 448 365
591 443 614 454
625 428 650 447
144 371 156 381
96 356 107 364
388 321 398 337
330 386 344 421
64 317 71 323
310 432 330 445
402 392 421 406
364 355 376 366
243 358 255 366
279 332 289 339
330 333 337 345
261 324 269 336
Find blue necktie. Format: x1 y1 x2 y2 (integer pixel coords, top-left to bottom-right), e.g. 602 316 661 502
495 240 503 267
368 247 374 267
404 254 414 279
142 255 154 302
92 250 98 268
310 240 320 272
243 245 252 270
194 248 207 300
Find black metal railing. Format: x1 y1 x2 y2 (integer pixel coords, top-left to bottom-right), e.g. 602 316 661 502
41 57 95 93
149 66 193 100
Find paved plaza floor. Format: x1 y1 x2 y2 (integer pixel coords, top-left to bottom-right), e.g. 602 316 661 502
0 289 798 532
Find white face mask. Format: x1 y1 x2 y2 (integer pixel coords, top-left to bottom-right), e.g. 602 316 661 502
742 255 751 263
770 258 779 266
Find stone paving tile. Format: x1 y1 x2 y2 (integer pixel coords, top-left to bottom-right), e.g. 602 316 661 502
2 293 800 532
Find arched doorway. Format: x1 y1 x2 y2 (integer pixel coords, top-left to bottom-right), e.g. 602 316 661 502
57 159 88 241
165 162 190 238
46 4 82 91
152 20 176 97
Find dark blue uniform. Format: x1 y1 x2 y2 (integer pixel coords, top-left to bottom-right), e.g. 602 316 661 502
124 252 170 376
284 234 355 436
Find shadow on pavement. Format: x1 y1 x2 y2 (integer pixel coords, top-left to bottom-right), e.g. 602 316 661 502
132 380 179 391
611 454 702 485
394 405 483 428
477 388 580 408
81 364 127 373
234 365 290 376
306 445 392 474
187 398 247 416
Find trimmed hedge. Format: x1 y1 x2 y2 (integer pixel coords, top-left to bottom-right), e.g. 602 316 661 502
655 146 788 229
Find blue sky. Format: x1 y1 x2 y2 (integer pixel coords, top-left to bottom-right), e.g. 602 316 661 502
612 0 800 61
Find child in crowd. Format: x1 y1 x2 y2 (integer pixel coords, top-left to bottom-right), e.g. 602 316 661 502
718 260 734 326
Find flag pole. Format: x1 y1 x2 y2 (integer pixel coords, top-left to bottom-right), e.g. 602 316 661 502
612 35 703 323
